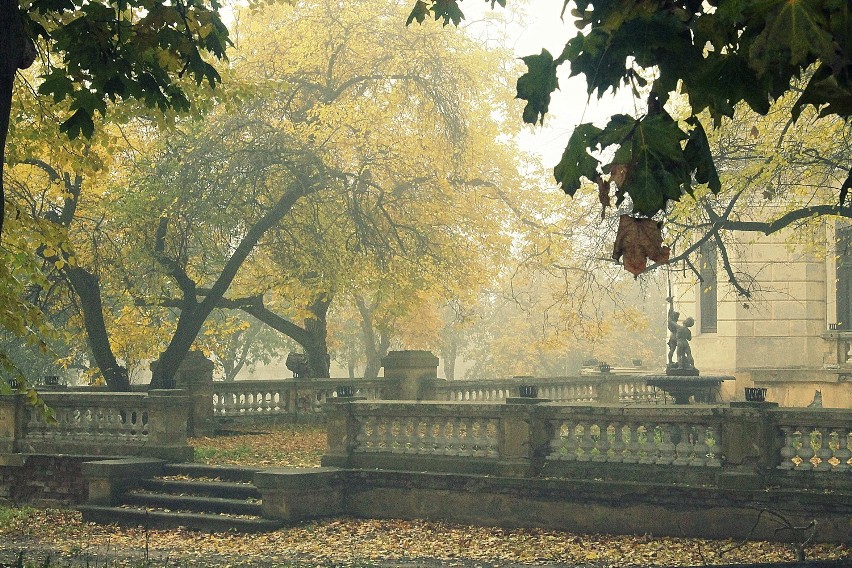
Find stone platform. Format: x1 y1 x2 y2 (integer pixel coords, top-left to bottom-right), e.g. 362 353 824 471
645 374 735 404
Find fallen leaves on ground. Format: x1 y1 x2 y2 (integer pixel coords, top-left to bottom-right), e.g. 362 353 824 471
3 426 847 566
0 508 848 567
189 423 326 468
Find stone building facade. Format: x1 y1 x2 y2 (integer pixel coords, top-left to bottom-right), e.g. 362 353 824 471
675 222 851 408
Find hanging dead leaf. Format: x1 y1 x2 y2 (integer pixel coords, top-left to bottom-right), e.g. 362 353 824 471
596 175 611 218
610 164 630 187
612 215 670 276
751 125 759 138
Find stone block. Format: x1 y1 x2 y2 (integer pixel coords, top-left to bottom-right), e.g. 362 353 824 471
382 351 439 401
0 394 25 453
82 458 165 505
772 261 825 283
255 467 344 522
771 300 825 322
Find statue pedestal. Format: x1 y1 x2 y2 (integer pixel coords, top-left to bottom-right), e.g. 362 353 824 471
646 375 734 404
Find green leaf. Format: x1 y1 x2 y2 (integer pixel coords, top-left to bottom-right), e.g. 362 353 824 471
792 62 852 120
429 0 464 26
406 0 429 23
750 0 834 76
554 123 603 196
516 50 559 125
37 71 74 103
598 114 638 148
683 118 721 194
637 114 688 164
59 108 95 139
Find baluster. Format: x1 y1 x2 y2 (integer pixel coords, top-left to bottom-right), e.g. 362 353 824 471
439 419 455 455
354 416 369 451
796 427 815 470
833 430 851 472
637 424 657 464
379 417 393 452
673 424 693 466
705 425 722 466
591 423 610 462
655 424 676 465
608 423 626 463
468 419 482 457
368 416 384 451
448 418 463 455
813 428 833 471
421 417 436 454
486 418 499 457
403 417 418 454
457 417 472 456
622 423 641 464
547 420 567 460
778 426 797 470
576 422 594 462
690 427 711 467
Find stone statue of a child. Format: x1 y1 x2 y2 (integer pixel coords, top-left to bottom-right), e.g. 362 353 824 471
675 316 695 370
667 298 696 371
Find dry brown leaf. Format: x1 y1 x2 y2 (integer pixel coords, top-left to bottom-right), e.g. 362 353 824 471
611 215 671 276
596 175 611 219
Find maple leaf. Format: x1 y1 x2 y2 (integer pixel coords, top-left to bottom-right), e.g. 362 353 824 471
611 215 670 276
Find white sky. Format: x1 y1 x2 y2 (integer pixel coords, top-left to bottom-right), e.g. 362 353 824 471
460 0 639 167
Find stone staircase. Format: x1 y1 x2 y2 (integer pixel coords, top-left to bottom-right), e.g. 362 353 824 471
79 463 282 532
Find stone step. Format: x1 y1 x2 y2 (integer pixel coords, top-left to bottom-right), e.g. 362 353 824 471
123 491 263 516
139 479 261 500
78 505 281 533
162 463 259 484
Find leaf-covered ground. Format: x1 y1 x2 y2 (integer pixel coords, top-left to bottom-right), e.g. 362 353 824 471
1 424 849 567
189 423 326 468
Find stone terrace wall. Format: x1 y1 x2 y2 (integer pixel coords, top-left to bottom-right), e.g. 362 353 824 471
0 454 88 506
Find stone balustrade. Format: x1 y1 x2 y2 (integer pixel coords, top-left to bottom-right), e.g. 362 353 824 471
433 376 666 404
324 400 852 491
212 378 390 419
775 408 852 476
1 390 193 461
545 405 723 468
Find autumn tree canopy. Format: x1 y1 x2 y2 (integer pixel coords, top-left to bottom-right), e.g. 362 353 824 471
411 0 852 279
0 0 229 237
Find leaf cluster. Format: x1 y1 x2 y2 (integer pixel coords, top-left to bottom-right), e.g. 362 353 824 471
23 0 230 138
414 0 852 217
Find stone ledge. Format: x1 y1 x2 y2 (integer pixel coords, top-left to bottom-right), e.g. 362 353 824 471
82 457 165 479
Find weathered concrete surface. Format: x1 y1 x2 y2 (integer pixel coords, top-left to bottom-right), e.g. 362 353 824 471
254 467 344 522
340 470 852 543
82 457 165 505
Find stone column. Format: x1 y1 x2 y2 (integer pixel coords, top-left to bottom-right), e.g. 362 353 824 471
0 393 25 453
320 397 364 468
381 350 439 400
597 379 621 403
145 389 195 461
718 404 778 490
151 350 215 436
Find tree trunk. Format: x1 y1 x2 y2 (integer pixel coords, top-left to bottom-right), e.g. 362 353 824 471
303 294 331 378
150 184 311 388
237 294 332 378
0 0 35 239
66 267 131 391
355 295 390 380
442 337 458 381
